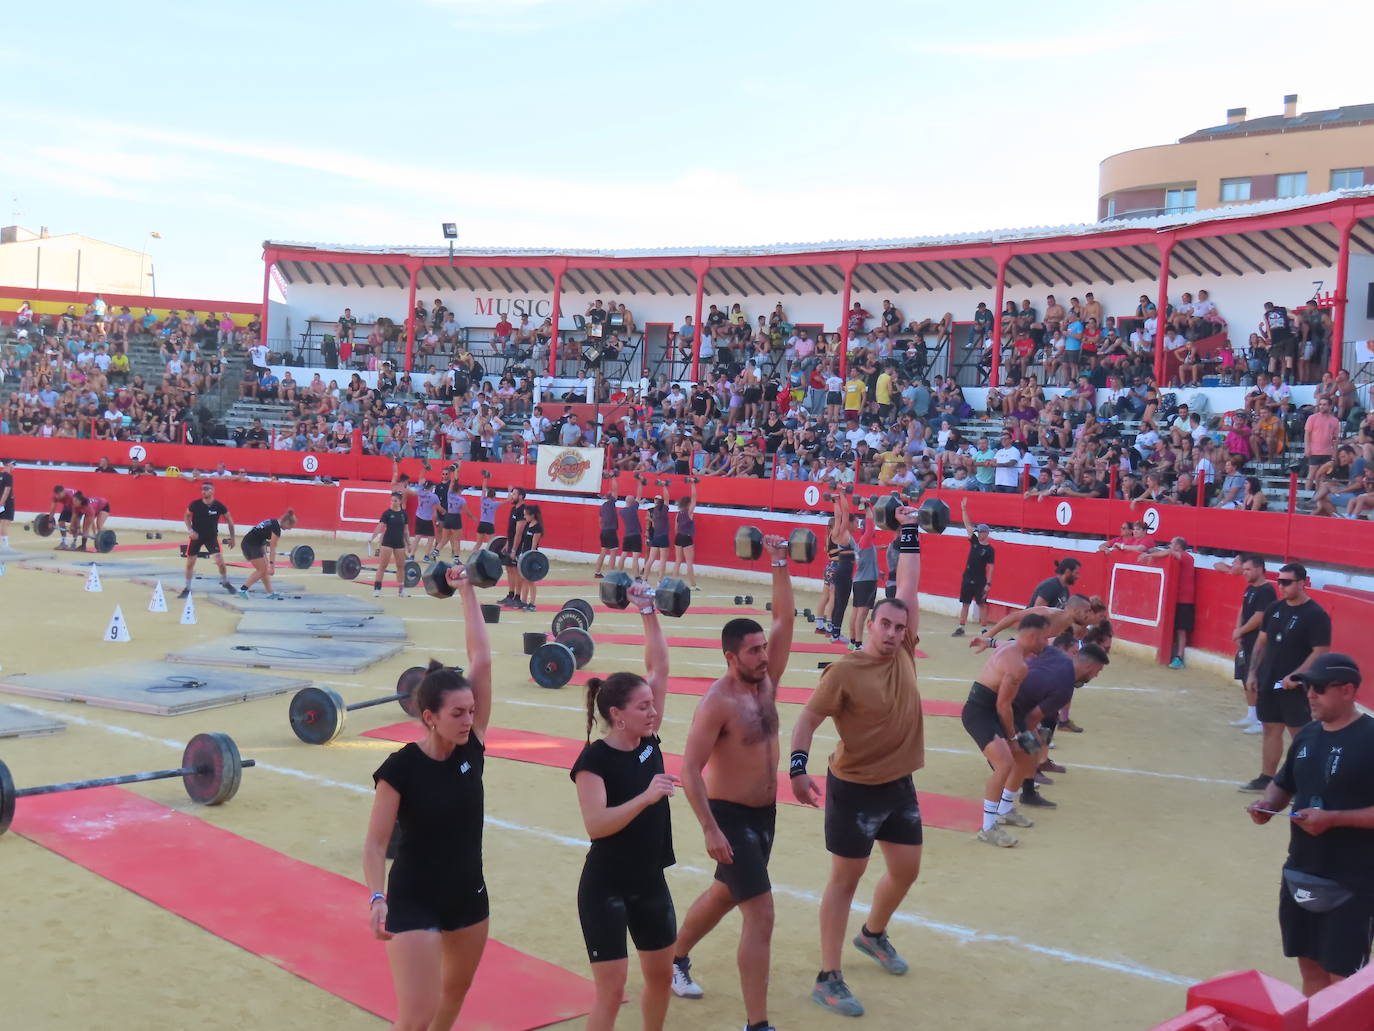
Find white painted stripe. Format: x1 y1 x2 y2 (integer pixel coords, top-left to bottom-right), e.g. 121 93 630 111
9 702 1196 987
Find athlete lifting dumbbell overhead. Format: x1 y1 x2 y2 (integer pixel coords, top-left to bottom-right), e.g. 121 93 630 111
788 501 929 1019
571 580 678 1031
669 532 795 1029
618 476 647 578
824 490 857 645
369 493 411 599
239 508 296 599
593 483 621 579
952 498 995 637
668 478 698 589
644 489 672 584
364 562 494 1031
472 478 499 552
433 464 472 562
181 480 236 598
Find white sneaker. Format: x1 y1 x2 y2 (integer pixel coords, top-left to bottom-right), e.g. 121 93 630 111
977 825 1018 847
1244 723 1264 735
671 959 704 999
1230 715 1256 726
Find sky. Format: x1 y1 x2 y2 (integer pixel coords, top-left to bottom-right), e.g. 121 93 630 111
2 0 1371 301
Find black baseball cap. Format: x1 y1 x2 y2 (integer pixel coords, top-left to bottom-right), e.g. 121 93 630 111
1292 653 1361 688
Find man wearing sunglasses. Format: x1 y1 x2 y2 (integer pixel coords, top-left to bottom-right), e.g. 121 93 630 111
1247 654 1372 996
1240 564 1331 793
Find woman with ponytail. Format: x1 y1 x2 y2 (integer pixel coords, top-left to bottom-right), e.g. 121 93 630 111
239 508 297 598
571 581 677 1031
363 563 493 1031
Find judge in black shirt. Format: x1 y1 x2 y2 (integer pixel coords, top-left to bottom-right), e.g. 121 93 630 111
1248 654 1374 995
1218 553 1278 730
181 481 237 598
572 582 676 1031
369 492 411 599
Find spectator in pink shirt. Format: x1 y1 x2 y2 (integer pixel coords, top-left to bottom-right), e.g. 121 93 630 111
217 313 236 349
1303 398 1342 489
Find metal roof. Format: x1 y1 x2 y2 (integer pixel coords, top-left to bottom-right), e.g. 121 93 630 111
1181 102 1374 141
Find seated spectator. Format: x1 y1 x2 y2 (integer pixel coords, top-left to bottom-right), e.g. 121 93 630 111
244 418 269 449
257 369 280 401
239 365 259 399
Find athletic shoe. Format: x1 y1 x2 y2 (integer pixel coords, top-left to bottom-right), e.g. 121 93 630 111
848 640 861 652
670 958 704 999
55 542 68 550
1230 715 1257 726
1020 789 1057 808
1033 771 1054 786
997 807 1035 828
266 592 285 601
221 581 236 595
951 626 965 637
1059 719 1084 733
977 825 1018 847
396 590 406 598
1244 723 1264 734
1040 759 1066 774
238 587 249 596
1239 775 1272 793
178 588 191 600
814 624 829 636
1169 656 1185 670
594 572 604 579
373 588 381 598
811 973 864 1017
830 634 844 645
853 928 909 975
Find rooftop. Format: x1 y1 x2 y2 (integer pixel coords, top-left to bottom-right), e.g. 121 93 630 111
1180 102 1374 142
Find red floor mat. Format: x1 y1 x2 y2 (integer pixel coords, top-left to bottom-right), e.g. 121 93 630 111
10 788 596 1028
365 725 981 832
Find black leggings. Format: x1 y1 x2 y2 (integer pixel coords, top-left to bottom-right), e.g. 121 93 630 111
830 556 855 632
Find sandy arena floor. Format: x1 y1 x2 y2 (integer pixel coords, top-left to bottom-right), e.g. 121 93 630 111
0 531 1297 1030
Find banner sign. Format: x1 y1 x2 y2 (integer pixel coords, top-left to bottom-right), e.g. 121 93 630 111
535 445 604 494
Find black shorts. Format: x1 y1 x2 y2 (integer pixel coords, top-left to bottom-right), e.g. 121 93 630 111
650 536 670 550
441 513 463 531
380 536 407 553
188 537 221 557
622 535 643 554
673 533 693 548
1174 602 1195 632
577 866 677 963
414 517 435 537
599 528 619 549
242 539 266 561
1279 880 1374 977
1308 454 1332 470
709 800 776 902
1272 330 1297 360
961 682 1008 752
58 510 72 525
0 505 13 521
385 878 489 934
1257 681 1312 728
477 521 494 535
744 387 762 404
823 771 923 859
959 577 988 605
851 580 877 609
826 391 842 405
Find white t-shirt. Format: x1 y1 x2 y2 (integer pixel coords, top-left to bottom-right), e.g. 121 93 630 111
1265 382 1292 404
1193 298 1216 319
993 446 1022 487
1164 333 1187 352
825 374 842 393
249 344 269 369
1135 428 1161 451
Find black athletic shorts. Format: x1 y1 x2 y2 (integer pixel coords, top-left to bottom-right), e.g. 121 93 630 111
441 513 463 531
477 521 494 535
824 770 923 859
961 682 1008 752
650 535 670 550
959 577 988 605
385 878 489 934
58 509 72 525
187 536 221 557
1257 681 1312 728
577 865 677 963
851 580 877 609
622 535 643 554
1174 602 1195 632
599 528 619 549
673 533 693 548
415 517 435 537
710 800 776 902
1 504 16 521
242 539 266 561
1279 879 1374 977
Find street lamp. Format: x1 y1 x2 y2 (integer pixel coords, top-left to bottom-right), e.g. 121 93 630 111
442 222 458 265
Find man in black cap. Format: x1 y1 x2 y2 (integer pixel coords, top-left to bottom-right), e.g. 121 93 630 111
1247 654 1374 995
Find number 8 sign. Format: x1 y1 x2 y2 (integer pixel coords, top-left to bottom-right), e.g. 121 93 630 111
302 455 319 474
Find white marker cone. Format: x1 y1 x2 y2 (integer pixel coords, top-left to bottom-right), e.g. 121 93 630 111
149 580 168 613
180 593 197 625
85 564 103 592
103 605 132 642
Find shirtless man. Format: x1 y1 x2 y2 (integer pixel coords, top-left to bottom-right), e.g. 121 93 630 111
961 613 1052 846
669 534 795 1031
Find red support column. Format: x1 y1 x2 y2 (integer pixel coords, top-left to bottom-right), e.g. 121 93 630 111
259 252 272 349
989 251 1009 387
1152 238 1175 386
548 263 565 377
403 262 420 373
1331 218 1355 377
838 255 857 380
690 261 707 382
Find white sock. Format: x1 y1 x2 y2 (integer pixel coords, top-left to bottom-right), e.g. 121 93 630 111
982 801 999 831
1247 706 1258 723
998 789 1017 816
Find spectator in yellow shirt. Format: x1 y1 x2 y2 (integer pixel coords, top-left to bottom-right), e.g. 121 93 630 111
876 448 904 483
875 365 894 419
843 373 866 419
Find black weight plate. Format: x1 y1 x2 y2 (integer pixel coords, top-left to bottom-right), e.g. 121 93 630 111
32 513 54 538
488 536 507 557
395 667 426 718
288 686 345 745
551 607 589 635
554 626 595 669
404 560 422 587
562 598 594 627
290 545 316 570
95 529 118 554
336 553 362 581
0 759 14 836
530 643 575 689
182 732 243 804
517 550 550 583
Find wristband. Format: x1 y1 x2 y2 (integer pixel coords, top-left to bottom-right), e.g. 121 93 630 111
369 892 386 905
771 560 788 568
898 525 921 554
639 605 655 616
789 750 809 778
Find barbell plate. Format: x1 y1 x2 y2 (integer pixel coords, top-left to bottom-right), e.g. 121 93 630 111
656 578 692 618
734 526 763 561
0 759 14 836
554 626 595 669
290 545 316 570
182 732 244 804
517 550 550 583
288 686 346 745
33 513 54 538
336 553 363 581
403 560 423 588
465 550 504 589
599 571 633 610
95 529 118 554
561 598 595 627
530 643 575 689
551 607 589 635
395 666 426 718
488 536 509 566
788 529 818 564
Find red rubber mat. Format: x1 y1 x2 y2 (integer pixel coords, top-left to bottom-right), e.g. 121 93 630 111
10 788 596 1027
365 725 981 832
563 671 962 717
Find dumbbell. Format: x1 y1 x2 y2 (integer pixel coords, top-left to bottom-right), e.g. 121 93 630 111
422 549 506 597
1014 730 1042 755
684 476 700 484
764 602 808 618
821 485 855 501
655 478 671 487
599 571 691 617
481 469 492 480
734 526 817 563
734 595 755 606
144 532 164 541
288 667 427 745
872 495 951 534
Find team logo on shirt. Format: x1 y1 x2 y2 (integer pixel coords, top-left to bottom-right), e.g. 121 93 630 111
547 449 592 486
460 761 471 774
638 744 654 763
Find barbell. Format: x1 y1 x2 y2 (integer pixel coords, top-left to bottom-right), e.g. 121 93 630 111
598 571 691 617
288 667 426 745
734 527 818 564
0 733 253 836
331 552 423 588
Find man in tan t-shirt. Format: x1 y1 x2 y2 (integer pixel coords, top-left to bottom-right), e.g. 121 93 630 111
789 502 927 1018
